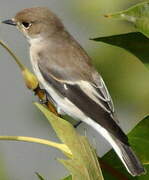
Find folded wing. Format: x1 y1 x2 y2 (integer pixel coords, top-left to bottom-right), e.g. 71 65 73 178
38 61 129 145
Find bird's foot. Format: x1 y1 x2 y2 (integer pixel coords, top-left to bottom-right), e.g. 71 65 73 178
34 87 48 104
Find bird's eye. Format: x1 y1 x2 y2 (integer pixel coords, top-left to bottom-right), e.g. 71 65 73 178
22 22 31 29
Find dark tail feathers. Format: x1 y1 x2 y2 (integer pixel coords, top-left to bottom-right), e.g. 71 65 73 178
117 140 146 176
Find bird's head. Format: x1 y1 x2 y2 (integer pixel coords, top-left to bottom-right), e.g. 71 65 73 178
2 7 64 41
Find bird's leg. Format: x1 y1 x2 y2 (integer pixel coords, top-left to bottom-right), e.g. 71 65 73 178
34 86 48 104
33 86 59 116
73 121 82 128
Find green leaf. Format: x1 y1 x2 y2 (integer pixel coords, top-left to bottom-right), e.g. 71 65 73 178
91 32 149 67
35 103 104 180
61 175 72 180
35 172 46 180
102 116 149 179
105 2 149 37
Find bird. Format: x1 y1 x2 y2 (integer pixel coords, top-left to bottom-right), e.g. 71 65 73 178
2 7 145 176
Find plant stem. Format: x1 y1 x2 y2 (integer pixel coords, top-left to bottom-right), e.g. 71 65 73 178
0 40 25 70
0 136 72 155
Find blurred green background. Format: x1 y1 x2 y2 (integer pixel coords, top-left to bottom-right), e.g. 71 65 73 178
0 0 149 179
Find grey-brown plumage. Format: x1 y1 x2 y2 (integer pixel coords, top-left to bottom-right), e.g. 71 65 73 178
36 31 127 143
2 7 145 176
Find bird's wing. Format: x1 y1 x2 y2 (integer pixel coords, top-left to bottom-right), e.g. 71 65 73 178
91 71 118 120
38 60 128 145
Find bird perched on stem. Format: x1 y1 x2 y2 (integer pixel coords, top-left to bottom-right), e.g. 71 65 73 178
2 7 145 176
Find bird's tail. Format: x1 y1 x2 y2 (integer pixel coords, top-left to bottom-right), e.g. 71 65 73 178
114 139 146 176
85 118 145 176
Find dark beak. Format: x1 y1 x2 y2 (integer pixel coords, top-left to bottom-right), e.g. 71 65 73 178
2 19 16 26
